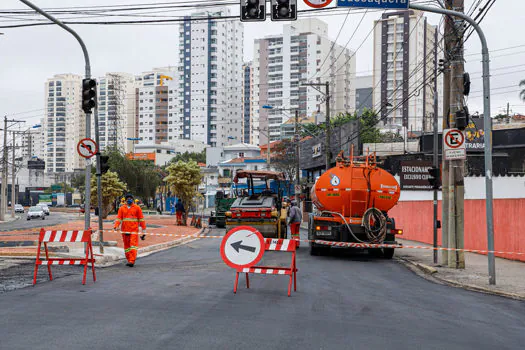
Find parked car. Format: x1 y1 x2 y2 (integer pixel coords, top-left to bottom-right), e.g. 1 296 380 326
14 204 24 213
27 206 45 220
38 204 50 216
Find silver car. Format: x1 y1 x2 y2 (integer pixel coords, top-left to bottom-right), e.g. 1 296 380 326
38 204 50 216
14 204 24 213
27 206 45 220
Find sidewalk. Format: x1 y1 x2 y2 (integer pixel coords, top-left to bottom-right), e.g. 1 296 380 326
0 215 202 266
397 238 525 300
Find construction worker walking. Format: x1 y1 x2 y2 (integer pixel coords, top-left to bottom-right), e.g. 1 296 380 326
175 199 186 226
114 193 146 267
288 200 302 247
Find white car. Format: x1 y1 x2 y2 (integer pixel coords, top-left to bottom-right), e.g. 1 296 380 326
38 204 50 216
14 204 24 213
27 206 45 220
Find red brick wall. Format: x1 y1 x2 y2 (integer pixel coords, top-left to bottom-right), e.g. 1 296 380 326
389 199 525 262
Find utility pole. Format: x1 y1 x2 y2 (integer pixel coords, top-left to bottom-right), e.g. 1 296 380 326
1 117 7 221
302 81 331 170
447 0 465 269
433 28 439 265
294 110 300 205
11 131 16 218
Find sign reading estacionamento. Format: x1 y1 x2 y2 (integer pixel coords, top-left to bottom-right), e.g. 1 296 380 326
337 0 409 9
400 160 433 191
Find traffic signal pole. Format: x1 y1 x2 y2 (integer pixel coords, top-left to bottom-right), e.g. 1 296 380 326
94 106 104 253
19 0 93 236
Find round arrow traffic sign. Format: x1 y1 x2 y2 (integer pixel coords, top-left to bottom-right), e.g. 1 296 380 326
303 0 333 9
220 226 265 269
77 138 98 159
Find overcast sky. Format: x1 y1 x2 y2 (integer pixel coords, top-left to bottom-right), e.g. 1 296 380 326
0 0 523 128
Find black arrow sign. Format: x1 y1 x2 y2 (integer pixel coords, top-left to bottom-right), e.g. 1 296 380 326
231 240 256 253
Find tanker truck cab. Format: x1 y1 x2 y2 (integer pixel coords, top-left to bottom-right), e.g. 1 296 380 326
225 170 288 238
308 151 403 259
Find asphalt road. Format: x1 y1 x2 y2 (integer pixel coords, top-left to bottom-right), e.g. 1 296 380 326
0 212 79 232
1 229 524 350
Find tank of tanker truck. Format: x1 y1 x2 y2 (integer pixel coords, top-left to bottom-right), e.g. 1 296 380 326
308 152 403 258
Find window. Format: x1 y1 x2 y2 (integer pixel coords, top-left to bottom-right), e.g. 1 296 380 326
238 152 245 158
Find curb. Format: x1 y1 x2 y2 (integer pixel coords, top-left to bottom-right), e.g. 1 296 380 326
397 257 525 301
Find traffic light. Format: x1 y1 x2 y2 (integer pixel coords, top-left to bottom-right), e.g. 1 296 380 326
82 78 97 114
100 155 110 174
240 0 265 22
428 167 440 190
271 0 297 21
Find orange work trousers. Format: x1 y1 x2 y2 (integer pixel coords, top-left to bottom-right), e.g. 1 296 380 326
290 222 301 247
176 211 184 225
122 233 139 264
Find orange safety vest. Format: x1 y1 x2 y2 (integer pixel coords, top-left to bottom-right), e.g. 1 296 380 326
114 204 146 233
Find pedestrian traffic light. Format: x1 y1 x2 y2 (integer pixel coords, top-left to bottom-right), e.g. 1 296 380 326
240 0 265 22
428 167 440 189
82 78 97 114
100 155 110 174
271 0 297 21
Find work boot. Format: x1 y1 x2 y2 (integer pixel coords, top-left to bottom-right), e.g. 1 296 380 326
126 262 134 267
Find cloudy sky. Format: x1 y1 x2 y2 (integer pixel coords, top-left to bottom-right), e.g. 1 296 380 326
0 0 523 128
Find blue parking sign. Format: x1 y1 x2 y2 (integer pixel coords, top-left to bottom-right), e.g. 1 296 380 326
337 0 409 9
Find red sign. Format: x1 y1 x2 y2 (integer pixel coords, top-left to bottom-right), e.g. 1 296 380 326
220 226 265 270
76 138 98 159
303 0 333 8
444 129 465 149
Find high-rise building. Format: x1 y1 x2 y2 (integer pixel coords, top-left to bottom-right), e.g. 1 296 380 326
373 10 441 133
97 72 136 153
21 125 44 159
242 62 253 144
175 8 243 147
355 75 373 116
252 18 356 145
43 74 84 173
135 67 178 146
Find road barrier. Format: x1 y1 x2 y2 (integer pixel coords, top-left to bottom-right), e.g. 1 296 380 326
33 229 96 285
235 238 298 297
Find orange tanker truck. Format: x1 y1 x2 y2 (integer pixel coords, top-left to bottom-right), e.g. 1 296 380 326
308 151 403 258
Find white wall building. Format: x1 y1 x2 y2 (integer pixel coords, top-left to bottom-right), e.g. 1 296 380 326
97 72 136 153
20 126 44 159
252 18 356 145
175 8 243 147
132 139 206 166
373 10 442 133
43 74 84 173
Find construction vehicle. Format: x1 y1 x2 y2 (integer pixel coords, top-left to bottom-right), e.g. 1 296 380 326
225 170 287 238
209 191 236 229
308 150 403 258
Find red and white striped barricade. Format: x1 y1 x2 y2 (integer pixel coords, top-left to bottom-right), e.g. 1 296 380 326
235 238 298 297
33 229 96 285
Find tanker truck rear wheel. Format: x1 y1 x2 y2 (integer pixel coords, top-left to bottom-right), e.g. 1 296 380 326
383 248 395 259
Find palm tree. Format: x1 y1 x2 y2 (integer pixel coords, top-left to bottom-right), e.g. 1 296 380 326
520 80 525 101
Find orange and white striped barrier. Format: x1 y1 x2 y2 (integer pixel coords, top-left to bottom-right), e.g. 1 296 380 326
33 229 96 285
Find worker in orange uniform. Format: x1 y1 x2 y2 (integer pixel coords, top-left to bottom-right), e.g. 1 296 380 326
114 193 146 267
288 200 302 247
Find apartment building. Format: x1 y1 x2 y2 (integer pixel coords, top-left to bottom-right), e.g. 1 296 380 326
20 126 44 159
97 72 136 153
252 18 356 144
43 73 84 173
174 8 243 147
373 10 442 133
135 67 178 146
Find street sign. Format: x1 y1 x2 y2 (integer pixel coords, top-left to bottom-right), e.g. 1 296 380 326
304 0 333 8
400 160 433 191
220 226 265 269
443 128 466 160
77 138 98 159
337 0 409 9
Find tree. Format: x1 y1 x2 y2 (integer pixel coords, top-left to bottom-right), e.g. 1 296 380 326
104 147 163 208
71 173 85 192
520 80 525 101
271 139 298 184
90 171 127 219
164 161 202 222
168 150 206 165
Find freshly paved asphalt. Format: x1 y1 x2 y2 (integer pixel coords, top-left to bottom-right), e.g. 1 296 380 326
1 229 524 350
0 212 78 232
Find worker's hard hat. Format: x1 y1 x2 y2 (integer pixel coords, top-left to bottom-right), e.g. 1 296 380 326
125 193 134 200
134 199 139 203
